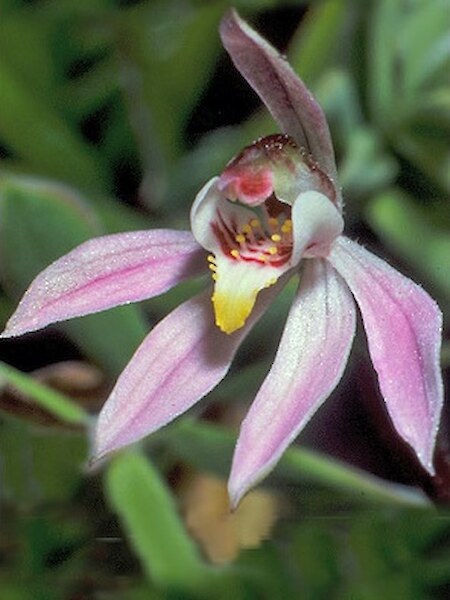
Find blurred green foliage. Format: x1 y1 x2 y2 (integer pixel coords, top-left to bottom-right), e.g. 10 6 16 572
0 0 448 598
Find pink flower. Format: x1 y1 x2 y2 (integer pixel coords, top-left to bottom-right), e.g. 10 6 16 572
1 10 443 507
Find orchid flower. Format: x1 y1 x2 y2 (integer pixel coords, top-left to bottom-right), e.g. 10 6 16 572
1 10 443 507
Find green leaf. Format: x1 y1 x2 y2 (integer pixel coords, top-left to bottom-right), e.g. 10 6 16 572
0 414 86 506
312 70 363 144
0 361 89 426
87 193 154 235
0 55 107 192
367 189 450 302
398 0 450 94
393 127 450 193
117 2 223 167
171 126 253 211
419 88 450 119
0 295 13 327
368 1 450 140
346 512 450 598
0 583 35 600
0 11 54 97
339 126 398 197
289 0 349 86
106 451 206 591
233 543 294 599
0 175 148 374
165 419 430 508
279 439 430 508
0 176 101 294
292 524 339 600
19 513 87 576
60 58 119 118
368 0 404 123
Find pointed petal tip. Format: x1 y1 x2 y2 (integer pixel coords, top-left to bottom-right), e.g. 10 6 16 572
93 411 131 465
218 6 339 190
219 7 240 35
87 417 114 470
228 440 259 510
2 230 206 340
87 453 102 469
0 318 40 339
90 284 284 474
416 445 436 477
227 479 248 512
219 8 258 46
228 456 275 511
423 460 436 478
228 492 241 512
328 237 444 480
90 445 112 463
87 444 117 471
227 260 356 506
90 427 124 467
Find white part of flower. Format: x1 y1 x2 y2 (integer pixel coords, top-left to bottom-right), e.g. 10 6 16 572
291 191 344 264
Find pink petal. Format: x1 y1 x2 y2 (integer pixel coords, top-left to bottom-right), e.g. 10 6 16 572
220 9 339 198
228 259 356 506
328 237 444 473
94 278 288 459
1 230 206 337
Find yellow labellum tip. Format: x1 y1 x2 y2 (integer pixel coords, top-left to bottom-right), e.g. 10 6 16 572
212 292 255 335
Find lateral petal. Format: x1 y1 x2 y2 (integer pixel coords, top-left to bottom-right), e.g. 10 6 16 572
328 237 444 473
228 259 356 506
290 191 344 264
1 230 205 337
94 279 288 459
219 9 339 197
190 177 255 253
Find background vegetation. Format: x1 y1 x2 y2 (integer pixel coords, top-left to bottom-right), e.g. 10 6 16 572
0 1 449 598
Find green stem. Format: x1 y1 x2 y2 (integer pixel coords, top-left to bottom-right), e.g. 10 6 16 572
0 361 89 426
105 451 206 592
